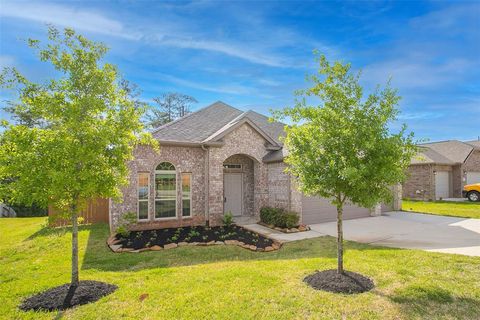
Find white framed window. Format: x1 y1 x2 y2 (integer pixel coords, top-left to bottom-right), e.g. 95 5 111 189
182 173 192 217
137 172 149 221
155 162 177 219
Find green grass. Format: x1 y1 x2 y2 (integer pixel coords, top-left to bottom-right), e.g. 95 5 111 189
403 200 480 219
1 218 479 320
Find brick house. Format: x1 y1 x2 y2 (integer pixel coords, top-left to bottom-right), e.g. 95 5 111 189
403 140 480 200
109 101 399 232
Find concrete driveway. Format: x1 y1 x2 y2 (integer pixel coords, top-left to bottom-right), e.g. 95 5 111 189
309 211 480 257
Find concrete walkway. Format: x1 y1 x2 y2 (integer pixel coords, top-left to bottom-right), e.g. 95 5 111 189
243 223 324 243
310 211 480 257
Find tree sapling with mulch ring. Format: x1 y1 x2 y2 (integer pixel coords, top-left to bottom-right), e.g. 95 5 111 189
304 270 374 294
20 280 118 312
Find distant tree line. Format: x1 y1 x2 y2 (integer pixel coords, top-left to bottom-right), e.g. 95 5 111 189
4 78 197 130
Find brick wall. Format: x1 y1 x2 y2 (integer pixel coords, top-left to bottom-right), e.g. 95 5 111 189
207 123 270 226
267 162 290 209
463 150 480 189
110 144 207 232
402 164 434 200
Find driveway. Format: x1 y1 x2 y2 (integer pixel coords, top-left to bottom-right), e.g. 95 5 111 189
310 211 480 256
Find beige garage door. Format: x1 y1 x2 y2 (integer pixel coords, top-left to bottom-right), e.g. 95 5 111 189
301 196 371 225
435 171 450 199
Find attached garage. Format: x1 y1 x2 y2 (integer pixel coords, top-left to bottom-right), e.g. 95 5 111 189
435 171 450 199
301 196 371 224
466 172 480 185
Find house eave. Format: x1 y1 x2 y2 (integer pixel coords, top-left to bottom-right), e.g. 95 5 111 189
157 140 224 147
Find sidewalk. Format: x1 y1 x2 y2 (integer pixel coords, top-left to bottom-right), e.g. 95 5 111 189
242 223 324 243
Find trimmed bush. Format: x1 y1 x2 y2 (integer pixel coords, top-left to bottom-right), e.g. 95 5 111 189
281 212 300 229
260 207 280 225
260 207 299 228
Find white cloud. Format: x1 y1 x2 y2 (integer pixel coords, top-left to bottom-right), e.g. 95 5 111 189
362 58 474 89
155 37 293 68
157 73 252 95
0 55 15 68
0 1 140 40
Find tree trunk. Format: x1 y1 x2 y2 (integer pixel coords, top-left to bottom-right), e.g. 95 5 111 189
71 205 79 287
337 203 344 274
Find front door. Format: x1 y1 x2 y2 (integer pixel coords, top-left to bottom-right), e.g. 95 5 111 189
224 173 243 216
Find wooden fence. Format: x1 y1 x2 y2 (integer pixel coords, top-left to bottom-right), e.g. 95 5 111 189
48 198 109 226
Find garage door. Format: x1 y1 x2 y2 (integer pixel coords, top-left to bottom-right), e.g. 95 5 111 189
466 172 480 184
301 196 370 224
435 171 450 199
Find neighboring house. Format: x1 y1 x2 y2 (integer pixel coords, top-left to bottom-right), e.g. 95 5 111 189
99 102 398 231
403 140 480 200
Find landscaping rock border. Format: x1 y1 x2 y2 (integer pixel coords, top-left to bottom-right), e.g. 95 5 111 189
258 222 311 233
107 232 282 253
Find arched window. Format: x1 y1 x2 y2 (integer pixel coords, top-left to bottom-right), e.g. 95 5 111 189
155 162 176 218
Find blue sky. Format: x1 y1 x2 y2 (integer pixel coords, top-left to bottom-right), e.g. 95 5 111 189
1 0 479 141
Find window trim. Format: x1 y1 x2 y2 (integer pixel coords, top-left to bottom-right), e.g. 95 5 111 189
154 163 178 220
137 172 150 221
223 164 242 169
181 172 192 218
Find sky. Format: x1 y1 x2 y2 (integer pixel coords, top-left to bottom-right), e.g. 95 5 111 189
0 0 479 142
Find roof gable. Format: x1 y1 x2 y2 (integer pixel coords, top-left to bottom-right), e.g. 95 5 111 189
203 111 280 147
151 101 285 146
414 140 474 165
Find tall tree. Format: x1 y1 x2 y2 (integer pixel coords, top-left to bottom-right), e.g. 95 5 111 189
0 27 157 288
145 92 197 128
119 78 149 110
273 54 415 274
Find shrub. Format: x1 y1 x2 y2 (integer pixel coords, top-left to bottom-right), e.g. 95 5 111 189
281 211 300 229
260 207 280 225
115 211 136 237
222 211 234 227
8 203 47 217
260 206 299 228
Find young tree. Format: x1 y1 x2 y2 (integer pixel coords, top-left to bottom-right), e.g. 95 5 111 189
274 54 415 274
145 92 197 128
0 27 156 288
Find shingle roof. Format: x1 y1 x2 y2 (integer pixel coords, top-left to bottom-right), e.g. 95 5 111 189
413 140 475 165
151 101 286 145
411 147 456 165
466 140 480 148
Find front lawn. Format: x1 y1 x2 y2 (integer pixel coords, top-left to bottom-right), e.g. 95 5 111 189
1 218 479 319
402 199 480 219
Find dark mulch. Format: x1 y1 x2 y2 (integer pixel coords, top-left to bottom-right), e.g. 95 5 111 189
116 225 274 250
304 269 374 294
20 280 117 312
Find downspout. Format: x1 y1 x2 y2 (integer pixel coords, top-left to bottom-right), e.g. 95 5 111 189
201 144 210 226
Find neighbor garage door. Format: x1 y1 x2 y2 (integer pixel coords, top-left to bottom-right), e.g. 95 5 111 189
466 172 480 184
435 171 450 199
301 196 371 225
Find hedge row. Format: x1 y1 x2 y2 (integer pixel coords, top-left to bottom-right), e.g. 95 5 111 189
6 203 47 217
260 207 299 229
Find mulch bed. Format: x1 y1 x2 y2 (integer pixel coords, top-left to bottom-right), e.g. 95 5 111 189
110 225 279 252
303 269 374 294
20 280 117 312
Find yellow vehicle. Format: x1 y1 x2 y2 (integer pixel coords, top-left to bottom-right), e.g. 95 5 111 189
463 183 480 202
